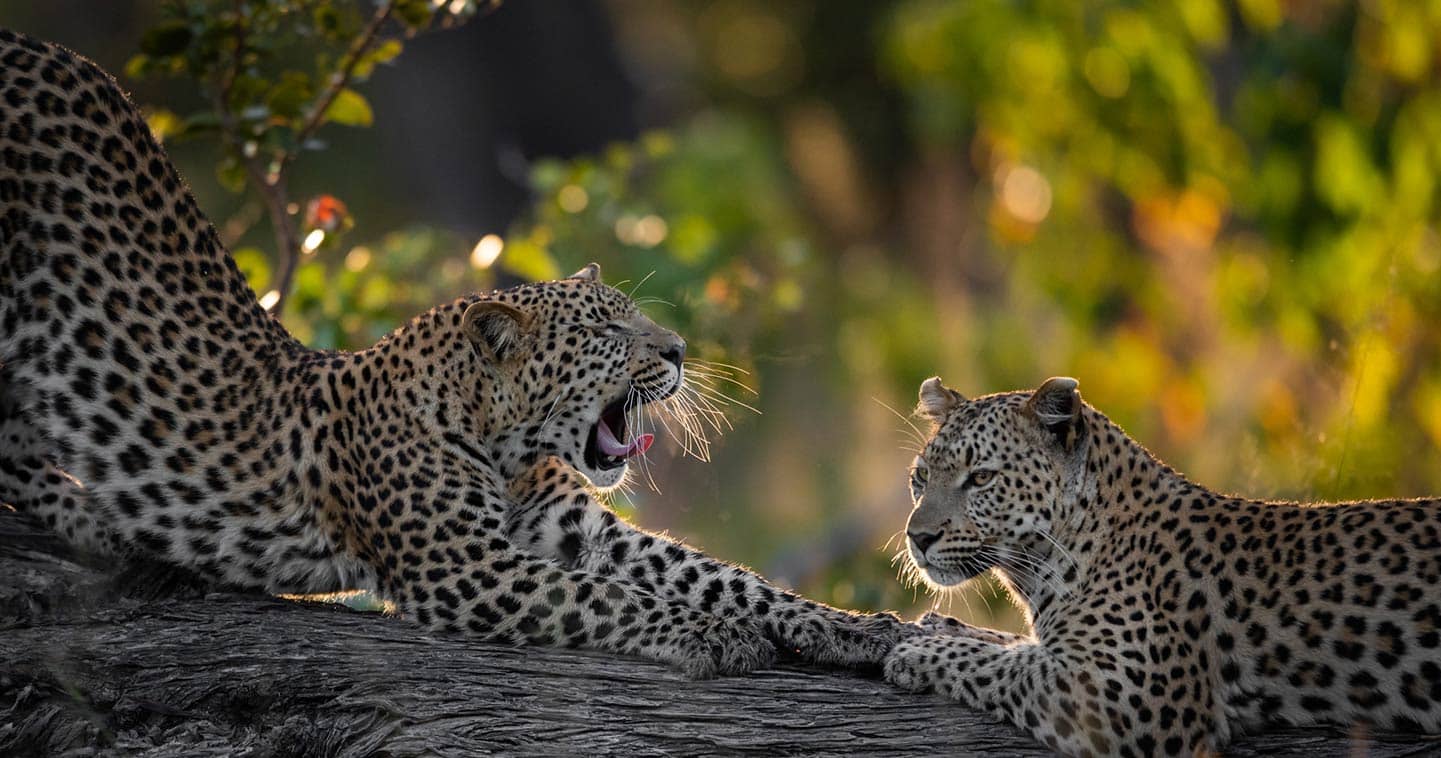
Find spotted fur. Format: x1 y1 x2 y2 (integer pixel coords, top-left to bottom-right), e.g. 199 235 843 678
886 376 1441 755
508 457 903 665
0 29 896 677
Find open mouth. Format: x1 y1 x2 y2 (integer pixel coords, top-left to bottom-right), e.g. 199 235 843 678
583 394 656 471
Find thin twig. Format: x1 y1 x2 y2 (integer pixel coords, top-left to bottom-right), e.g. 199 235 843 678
270 2 397 312
212 1 398 315
284 1 396 172
211 1 299 313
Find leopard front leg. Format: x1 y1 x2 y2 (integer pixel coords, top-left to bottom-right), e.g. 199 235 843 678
884 634 1208 757
374 469 772 678
508 457 906 667
393 532 774 678
913 610 1029 645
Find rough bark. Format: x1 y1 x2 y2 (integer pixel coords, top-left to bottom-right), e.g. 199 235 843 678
0 509 1434 757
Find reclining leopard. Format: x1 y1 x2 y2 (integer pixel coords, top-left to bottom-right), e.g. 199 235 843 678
0 28 901 677
886 376 1441 755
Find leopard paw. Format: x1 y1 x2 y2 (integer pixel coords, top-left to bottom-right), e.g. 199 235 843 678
786 611 907 667
669 612 776 679
883 639 937 694
912 611 1025 645
916 610 969 636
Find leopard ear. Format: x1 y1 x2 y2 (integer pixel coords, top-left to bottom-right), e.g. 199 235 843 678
917 377 965 422
462 300 530 362
569 263 601 283
1025 376 1084 452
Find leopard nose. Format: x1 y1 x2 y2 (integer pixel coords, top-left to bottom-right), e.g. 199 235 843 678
908 529 943 553
659 339 685 369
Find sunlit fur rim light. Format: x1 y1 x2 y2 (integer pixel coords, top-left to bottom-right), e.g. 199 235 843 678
607 357 760 497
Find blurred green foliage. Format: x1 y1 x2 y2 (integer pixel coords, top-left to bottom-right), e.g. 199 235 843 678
876 0 1441 503
537 0 1441 627
130 0 491 313
128 0 1441 631
518 120 816 359
129 0 467 192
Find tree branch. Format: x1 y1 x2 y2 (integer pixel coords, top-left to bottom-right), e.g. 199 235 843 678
207 1 397 316
285 0 396 172
211 0 300 314
1 509 1433 757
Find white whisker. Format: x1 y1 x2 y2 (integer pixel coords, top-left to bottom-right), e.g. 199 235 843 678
1037 529 1078 571
871 396 928 450
627 271 657 298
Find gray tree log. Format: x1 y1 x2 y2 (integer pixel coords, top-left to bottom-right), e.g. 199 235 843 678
0 509 1434 757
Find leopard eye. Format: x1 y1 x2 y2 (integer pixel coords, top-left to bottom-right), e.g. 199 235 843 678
966 469 996 488
909 457 929 501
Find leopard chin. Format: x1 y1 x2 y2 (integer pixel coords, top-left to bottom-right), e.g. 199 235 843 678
918 564 984 589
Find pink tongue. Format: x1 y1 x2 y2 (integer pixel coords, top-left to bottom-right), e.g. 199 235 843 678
596 419 654 459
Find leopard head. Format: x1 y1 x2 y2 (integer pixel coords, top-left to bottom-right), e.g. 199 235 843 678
902 376 1089 590
463 263 686 489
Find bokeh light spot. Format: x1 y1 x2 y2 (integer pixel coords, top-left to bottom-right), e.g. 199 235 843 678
996 164 1053 224
344 246 372 272
558 184 589 213
470 234 504 268
301 229 325 254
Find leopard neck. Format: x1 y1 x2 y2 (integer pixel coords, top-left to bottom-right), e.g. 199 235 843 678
1025 408 1195 624
341 300 531 479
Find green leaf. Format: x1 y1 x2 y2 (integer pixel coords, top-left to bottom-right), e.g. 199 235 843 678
124 55 150 80
178 111 221 138
216 155 248 193
394 0 435 29
371 39 403 65
232 247 272 292
313 5 343 35
267 71 316 120
142 109 182 142
354 40 403 79
139 20 193 57
323 88 374 127
531 160 567 193
500 239 561 282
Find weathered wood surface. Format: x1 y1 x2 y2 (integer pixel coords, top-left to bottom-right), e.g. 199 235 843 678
1 509 1436 757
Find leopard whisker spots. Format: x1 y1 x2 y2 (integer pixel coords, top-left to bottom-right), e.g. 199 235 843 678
891 376 1441 752
640 368 751 466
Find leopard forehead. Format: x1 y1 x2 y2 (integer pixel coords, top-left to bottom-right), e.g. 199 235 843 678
488 279 640 323
921 392 1033 471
